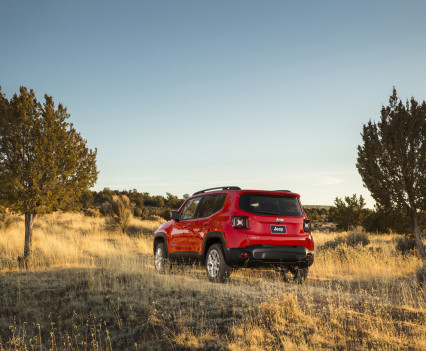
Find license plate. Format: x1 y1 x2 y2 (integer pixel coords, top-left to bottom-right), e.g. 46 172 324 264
270 225 286 234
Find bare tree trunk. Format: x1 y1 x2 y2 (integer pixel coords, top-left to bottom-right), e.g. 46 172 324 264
24 212 35 260
412 212 425 262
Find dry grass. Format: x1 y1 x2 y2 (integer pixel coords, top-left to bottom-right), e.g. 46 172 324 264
0 212 159 271
0 213 425 350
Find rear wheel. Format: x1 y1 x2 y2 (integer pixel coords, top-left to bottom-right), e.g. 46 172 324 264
206 244 232 283
154 242 171 274
280 266 308 284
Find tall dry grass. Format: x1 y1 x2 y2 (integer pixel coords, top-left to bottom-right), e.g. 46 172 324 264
0 212 425 350
0 212 160 271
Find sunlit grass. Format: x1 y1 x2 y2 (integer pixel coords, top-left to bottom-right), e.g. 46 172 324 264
0 212 424 350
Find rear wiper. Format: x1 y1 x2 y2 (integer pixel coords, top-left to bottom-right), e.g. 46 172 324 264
256 210 280 215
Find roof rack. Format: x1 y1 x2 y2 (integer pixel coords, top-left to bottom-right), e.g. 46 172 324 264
193 186 241 196
275 190 292 192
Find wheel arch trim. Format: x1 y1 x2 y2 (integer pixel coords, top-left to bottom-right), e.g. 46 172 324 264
153 232 168 256
202 231 231 264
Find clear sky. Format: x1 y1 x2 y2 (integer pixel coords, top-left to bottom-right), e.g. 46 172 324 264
1 0 426 207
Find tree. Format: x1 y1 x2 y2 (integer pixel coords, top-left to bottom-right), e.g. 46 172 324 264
357 88 425 260
165 192 186 209
332 194 366 231
0 86 98 260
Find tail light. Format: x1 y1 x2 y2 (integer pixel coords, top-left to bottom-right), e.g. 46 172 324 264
240 252 248 259
231 216 249 229
304 219 311 232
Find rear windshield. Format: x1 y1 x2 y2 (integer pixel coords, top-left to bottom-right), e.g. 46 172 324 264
238 194 303 217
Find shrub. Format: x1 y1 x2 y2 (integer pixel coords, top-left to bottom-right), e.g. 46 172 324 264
133 207 149 219
345 232 370 247
416 264 426 286
323 232 370 250
0 213 15 231
322 236 345 250
395 236 417 255
332 194 366 231
125 224 143 237
134 207 143 218
102 195 135 233
150 214 165 222
84 208 101 217
160 208 171 220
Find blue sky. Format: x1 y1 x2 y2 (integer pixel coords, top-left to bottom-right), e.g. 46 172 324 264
1 0 426 207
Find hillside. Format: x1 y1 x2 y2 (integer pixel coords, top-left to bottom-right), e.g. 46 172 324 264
0 213 425 350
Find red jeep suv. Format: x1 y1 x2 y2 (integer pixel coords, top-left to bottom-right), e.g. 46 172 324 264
153 187 314 283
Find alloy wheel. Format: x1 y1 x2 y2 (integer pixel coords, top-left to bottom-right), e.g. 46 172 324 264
154 246 164 271
207 249 220 278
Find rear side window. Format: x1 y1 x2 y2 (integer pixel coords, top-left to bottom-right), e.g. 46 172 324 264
238 194 302 217
196 194 226 218
180 197 202 220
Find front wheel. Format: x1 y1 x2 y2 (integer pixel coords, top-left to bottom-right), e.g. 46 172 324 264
154 242 171 274
206 244 232 283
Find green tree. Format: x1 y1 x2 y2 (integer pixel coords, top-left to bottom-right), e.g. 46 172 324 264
0 86 98 260
333 194 366 231
165 192 185 209
357 88 425 260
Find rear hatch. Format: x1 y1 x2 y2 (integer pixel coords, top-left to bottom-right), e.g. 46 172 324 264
238 192 307 246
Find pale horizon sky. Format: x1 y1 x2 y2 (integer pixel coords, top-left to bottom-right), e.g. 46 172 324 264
1 0 426 207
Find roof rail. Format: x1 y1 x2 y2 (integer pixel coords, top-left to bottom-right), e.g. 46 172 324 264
275 190 292 192
193 186 241 196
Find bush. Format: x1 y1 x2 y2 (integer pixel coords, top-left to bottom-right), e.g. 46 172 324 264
332 194 366 231
323 232 370 250
345 232 370 247
134 207 143 218
362 209 412 234
0 213 15 231
322 236 345 250
395 236 417 255
125 224 143 237
160 208 171 220
416 264 426 286
84 208 101 217
102 195 135 232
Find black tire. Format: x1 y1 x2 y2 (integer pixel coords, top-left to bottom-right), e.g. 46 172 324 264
280 267 308 284
205 244 232 283
154 242 171 274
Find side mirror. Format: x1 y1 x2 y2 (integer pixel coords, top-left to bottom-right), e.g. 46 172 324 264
171 210 180 221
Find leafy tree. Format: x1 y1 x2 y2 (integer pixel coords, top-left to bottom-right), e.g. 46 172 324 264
310 209 319 221
332 194 366 231
0 86 98 260
165 192 185 209
143 194 165 208
79 190 95 209
93 188 119 208
357 88 425 260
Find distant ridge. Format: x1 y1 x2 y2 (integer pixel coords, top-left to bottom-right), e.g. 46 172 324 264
303 205 332 210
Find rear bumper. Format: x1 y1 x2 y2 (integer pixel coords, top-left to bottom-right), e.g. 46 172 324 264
225 245 314 268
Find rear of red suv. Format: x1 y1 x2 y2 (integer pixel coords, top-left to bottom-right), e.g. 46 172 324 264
153 187 314 283
224 190 314 279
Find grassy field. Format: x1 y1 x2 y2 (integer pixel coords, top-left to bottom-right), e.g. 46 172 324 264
0 213 425 350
